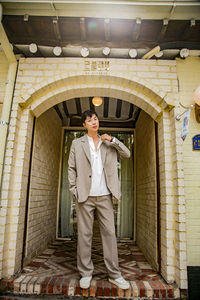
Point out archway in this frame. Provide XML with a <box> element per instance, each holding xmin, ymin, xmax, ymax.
<box><xmin>0</xmin><ymin>73</ymin><xmax>185</xmax><ymax>289</ymax></box>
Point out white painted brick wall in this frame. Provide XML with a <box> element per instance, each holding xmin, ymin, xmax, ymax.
<box><xmin>24</xmin><ymin>108</ymin><xmax>61</xmax><ymax>264</ymax></box>
<box><xmin>136</xmin><ymin>110</ymin><xmax>158</xmax><ymax>271</ymax></box>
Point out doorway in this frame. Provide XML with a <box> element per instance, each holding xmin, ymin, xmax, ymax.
<box><xmin>57</xmin><ymin>129</ymin><xmax>134</xmax><ymax>241</ymax></box>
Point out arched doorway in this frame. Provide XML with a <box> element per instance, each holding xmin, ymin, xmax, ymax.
<box><xmin>0</xmin><ymin>71</ymin><xmax>185</xmax><ymax>289</ymax></box>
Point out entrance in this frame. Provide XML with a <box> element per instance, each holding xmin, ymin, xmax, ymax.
<box><xmin>57</xmin><ymin>129</ymin><xmax>134</xmax><ymax>241</ymax></box>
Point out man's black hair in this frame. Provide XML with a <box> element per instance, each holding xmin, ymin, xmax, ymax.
<box><xmin>81</xmin><ymin>110</ymin><xmax>98</xmax><ymax>124</ymax></box>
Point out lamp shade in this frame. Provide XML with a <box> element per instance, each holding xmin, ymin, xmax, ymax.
<box><xmin>92</xmin><ymin>96</ymin><xmax>103</xmax><ymax>106</ymax></box>
<box><xmin>194</xmin><ymin>86</ymin><xmax>200</xmax><ymax>106</ymax></box>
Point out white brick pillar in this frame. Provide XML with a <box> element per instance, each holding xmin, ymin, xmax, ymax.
<box><xmin>0</xmin><ymin>107</ymin><xmax>34</xmax><ymax>277</ymax></box>
<box><xmin>170</xmin><ymin>108</ymin><xmax>187</xmax><ymax>289</ymax></box>
<box><xmin>158</xmin><ymin>111</ymin><xmax>176</xmax><ymax>283</ymax></box>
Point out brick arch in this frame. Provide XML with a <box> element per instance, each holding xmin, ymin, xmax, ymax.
<box><xmin>20</xmin><ymin>74</ymin><xmax>172</xmax><ymax>121</ymax></box>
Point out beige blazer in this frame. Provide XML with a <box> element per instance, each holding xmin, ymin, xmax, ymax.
<box><xmin>68</xmin><ymin>134</ymin><xmax>130</xmax><ymax>203</ymax></box>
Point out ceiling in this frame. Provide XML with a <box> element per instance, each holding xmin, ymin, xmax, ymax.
<box><xmin>0</xmin><ymin>1</ymin><xmax>200</xmax><ymax>59</ymax></box>
<box><xmin>0</xmin><ymin>1</ymin><xmax>199</xmax><ymax>127</ymax></box>
<box><xmin>53</xmin><ymin>97</ymin><xmax>140</xmax><ymax>128</ymax></box>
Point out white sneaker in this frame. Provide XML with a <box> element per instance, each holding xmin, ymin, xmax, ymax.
<box><xmin>109</xmin><ymin>276</ymin><xmax>130</xmax><ymax>289</ymax></box>
<box><xmin>80</xmin><ymin>276</ymin><xmax>92</xmax><ymax>289</ymax></box>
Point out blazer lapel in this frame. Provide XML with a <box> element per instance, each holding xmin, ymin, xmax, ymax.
<box><xmin>81</xmin><ymin>135</ymin><xmax>91</xmax><ymax>164</ymax></box>
<box><xmin>100</xmin><ymin>143</ymin><xmax>107</xmax><ymax>166</ymax></box>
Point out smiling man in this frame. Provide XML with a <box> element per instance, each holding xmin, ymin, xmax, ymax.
<box><xmin>68</xmin><ymin>110</ymin><xmax>130</xmax><ymax>289</ymax></box>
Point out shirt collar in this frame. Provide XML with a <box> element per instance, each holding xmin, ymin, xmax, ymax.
<box><xmin>87</xmin><ymin>134</ymin><xmax>102</xmax><ymax>150</ymax></box>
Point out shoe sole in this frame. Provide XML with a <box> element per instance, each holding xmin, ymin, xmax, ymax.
<box><xmin>108</xmin><ymin>278</ymin><xmax>130</xmax><ymax>290</ymax></box>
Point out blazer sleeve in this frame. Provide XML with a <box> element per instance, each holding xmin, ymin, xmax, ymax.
<box><xmin>110</xmin><ymin>137</ymin><xmax>130</xmax><ymax>159</ymax></box>
<box><xmin>68</xmin><ymin>140</ymin><xmax>78</xmax><ymax>198</ymax></box>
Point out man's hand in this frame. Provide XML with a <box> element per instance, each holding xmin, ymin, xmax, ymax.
<box><xmin>101</xmin><ymin>134</ymin><xmax>112</xmax><ymax>142</ymax></box>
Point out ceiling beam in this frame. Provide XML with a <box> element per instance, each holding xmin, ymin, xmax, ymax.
<box><xmin>89</xmin><ymin>97</ymin><xmax>95</xmax><ymax>111</ymax></box>
<box><xmin>104</xmin><ymin>18</ymin><xmax>110</xmax><ymax>42</ymax></box>
<box><xmin>52</xmin><ymin>16</ymin><xmax>61</xmax><ymax>42</ymax></box>
<box><xmin>80</xmin><ymin>17</ymin><xmax>86</xmax><ymax>41</ymax></box>
<box><xmin>104</xmin><ymin>97</ymin><xmax>109</xmax><ymax>118</ymax></box>
<box><xmin>62</xmin><ymin>101</ymin><xmax>69</xmax><ymax>117</ymax></box>
<box><xmin>128</xmin><ymin>103</ymin><xmax>134</xmax><ymax>119</ymax></box>
<box><xmin>116</xmin><ymin>99</ymin><xmax>122</xmax><ymax>118</ymax></box>
<box><xmin>132</xmin><ymin>18</ymin><xmax>141</xmax><ymax>42</ymax></box>
<box><xmin>53</xmin><ymin>105</ymin><xmax>63</xmax><ymax>121</ymax></box>
<box><xmin>75</xmin><ymin>97</ymin><xmax>82</xmax><ymax>116</ymax></box>
<box><xmin>158</xmin><ymin>18</ymin><xmax>169</xmax><ymax>41</ymax></box>
<box><xmin>183</xmin><ymin>19</ymin><xmax>196</xmax><ymax>40</ymax></box>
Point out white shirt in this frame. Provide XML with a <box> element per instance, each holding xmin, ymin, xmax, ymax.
<box><xmin>87</xmin><ymin>135</ymin><xmax>111</xmax><ymax>196</ymax></box>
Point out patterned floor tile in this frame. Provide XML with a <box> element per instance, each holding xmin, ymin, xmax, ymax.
<box><xmin>0</xmin><ymin>238</ymin><xmax>179</xmax><ymax>298</ymax></box>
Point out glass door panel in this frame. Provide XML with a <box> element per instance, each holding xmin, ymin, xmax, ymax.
<box><xmin>58</xmin><ymin>130</ymin><xmax>134</xmax><ymax>240</ymax></box>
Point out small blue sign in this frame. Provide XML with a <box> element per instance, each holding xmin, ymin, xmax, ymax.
<box><xmin>193</xmin><ymin>135</ymin><xmax>200</xmax><ymax>151</ymax></box>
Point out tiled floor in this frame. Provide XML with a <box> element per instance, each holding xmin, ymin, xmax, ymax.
<box><xmin>1</xmin><ymin>237</ymin><xmax>180</xmax><ymax>298</ymax></box>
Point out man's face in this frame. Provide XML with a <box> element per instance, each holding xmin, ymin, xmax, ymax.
<box><xmin>83</xmin><ymin>114</ymin><xmax>99</xmax><ymax>133</ymax></box>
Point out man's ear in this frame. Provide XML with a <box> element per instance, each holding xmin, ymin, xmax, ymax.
<box><xmin>83</xmin><ymin>122</ymin><xmax>86</xmax><ymax>129</ymax></box>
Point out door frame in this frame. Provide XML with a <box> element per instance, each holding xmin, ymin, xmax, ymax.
<box><xmin>56</xmin><ymin>126</ymin><xmax>136</xmax><ymax>241</ymax></box>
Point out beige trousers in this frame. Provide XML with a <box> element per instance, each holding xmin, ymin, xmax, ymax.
<box><xmin>76</xmin><ymin>194</ymin><xmax>121</xmax><ymax>279</ymax></box>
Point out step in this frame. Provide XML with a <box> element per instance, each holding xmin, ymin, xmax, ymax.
<box><xmin>0</xmin><ymin>276</ymin><xmax>180</xmax><ymax>299</ymax></box>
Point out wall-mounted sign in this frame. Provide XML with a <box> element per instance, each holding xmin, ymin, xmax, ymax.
<box><xmin>84</xmin><ymin>60</ymin><xmax>110</xmax><ymax>74</ymax></box>
<box><xmin>181</xmin><ymin>109</ymin><xmax>190</xmax><ymax>141</ymax></box>
<box><xmin>192</xmin><ymin>135</ymin><xmax>200</xmax><ymax>151</ymax></box>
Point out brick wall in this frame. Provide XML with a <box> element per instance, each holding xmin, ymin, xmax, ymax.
<box><xmin>24</xmin><ymin>108</ymin><xmax>62</xmax><ymax>264</ymax></box>
<box><xmin>0</xmin><ymin>51</ymin><xmax>9</xmax><ymax>117</ymax></box>
<box><xmin>176</xmin><ymin>57</ymin><xmax>200</xmax><ymax>266</ymax></box>
<box><xmin>0</xmin><ymin>57</ymin><xmax>185</xmax><ymax>288</ymax></box>
<box><xmin>136</xmin><ymin>110</ymin><xmax>158</xmax><ymax>271</ymax></box>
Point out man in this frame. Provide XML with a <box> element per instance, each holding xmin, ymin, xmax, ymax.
<box><xmin>68</xmin><ymin>110</ymin><xmax>130</xmax><ymax>289</ymax></box>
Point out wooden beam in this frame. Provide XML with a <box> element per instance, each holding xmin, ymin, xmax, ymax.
<box><xmin>62</xmin><ymin>101</ymin><xmax>69</xmax><ymax>117</ymax></box>
<box><xmin>53</xmin><ymin>105</ymin><xmax>63</xmax><ymax>120</ymax></box>
<box><xmin>132</xmin><ymin>18</ymin><xmax>141</xmax><ymax>41</ymax></box>
<box><xmin>183</xmin><ymin>19</ymin><xmax>196</xmax><ymax>40</ymax></box>
<box><xmin>104</xmin><ymin>97</ymin><xmax>109</xmax><ymax>118</ymax></box>
<box><xmin>104</xmin><ymin>18</ymin><xmax>110</xmax><ymax>42</ymax></box>
<box><xmin>158</xmin><ymin>18</ymin><xmax>168</xmax><ymax>41</ymax></box>
<box><xmin>75</xmin><ymin>97</ymin><xmax>82</xmax><ymax>116</ymax></box>
<box><xmin>116</xmin><ymin>99</ymin><xmax>122</xmax><ymax>118</ymax></box>
<box><xmin>89</xmin><ymin>97</ymin><xmax>95</xmax><ymax>111</ymax></box>
<box><xmin>52</xmin><ymin>17</ymin><xmax>61</xmax><ymax>42</ymax></box>
<box><xmin>80</xmin><ymin>17</ymin><xmax>86</xmax><ymax>41</ymax></box>
<box><xmin>128</xmin><ymin>103</ymin><xmax>134</xmax><ymax>119</ymax></box>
